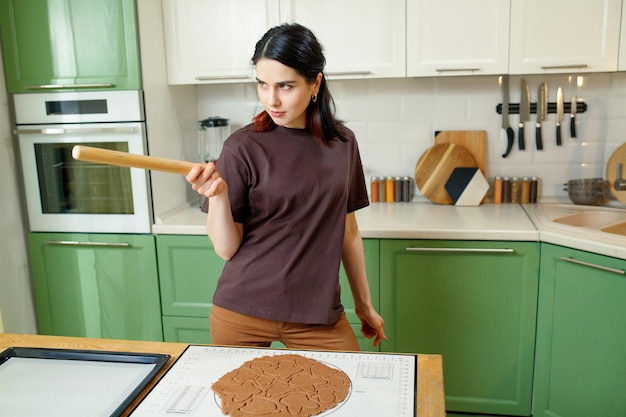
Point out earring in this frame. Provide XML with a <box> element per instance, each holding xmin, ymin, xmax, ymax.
<box><xmin>311</xmin><ymin>94</ymin><xmax>318</xmax><ymax>103</ymax></box>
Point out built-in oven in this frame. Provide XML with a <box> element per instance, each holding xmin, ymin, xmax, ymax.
<box><xmin>13</xmin><ymin>90</ymin><xmax>152</xmax><ymax>233</ymax></box>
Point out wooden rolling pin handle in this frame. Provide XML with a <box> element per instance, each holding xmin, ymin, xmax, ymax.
<box><xmin>71</xmin><ymin>145</ymin><xmax>200</xmax><ymax>175</ymax></box>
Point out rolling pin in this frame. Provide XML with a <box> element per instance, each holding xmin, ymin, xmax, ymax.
<box><xmin>71</xmin><ymin>145</ymin><xmax>202</xmax><ymax>174</ymax></box>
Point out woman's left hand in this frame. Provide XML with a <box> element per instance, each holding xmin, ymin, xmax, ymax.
<box><xmin>357</xmin><ymin>308</ymin><xmax>386</xmax><ymax>347</ymax></box>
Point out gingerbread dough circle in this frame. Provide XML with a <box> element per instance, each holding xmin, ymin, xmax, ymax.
<box><xmin>212</xmin><ymin>353</ymin><xmax>351</xmax><ymax>416</ymax></box>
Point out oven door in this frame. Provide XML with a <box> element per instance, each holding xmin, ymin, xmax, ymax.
<box><xmin>16</xmin><ymin>122</ymin><xmax>152</xmax><ymax>233</ymax></box>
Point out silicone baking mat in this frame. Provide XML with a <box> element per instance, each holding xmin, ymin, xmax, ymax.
<box><xmin>131</xmin><ymin>345</ymin><xmax>417</xmax><ymax>416</ymax></box>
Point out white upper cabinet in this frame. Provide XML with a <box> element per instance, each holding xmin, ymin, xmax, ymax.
<box><xmin>406</xmin><ymin>0</ymin><xmax>510</xmax><ymax>77</ymax></box>
<box><xmin>161</xmin><ymin>0</ymin><xmax>280</xmax><ymax>84</ymax></box>
<box><xmin>277</xmin><ymin>0</ymin><xmax>406</xmax><ymax>79</ymax></box>
<box><xmin>509</xmin><ymin>0</ymin><xmax>621</xmax><ymax>74</ymax></box>
<box><xmin>161</xmin><ymin>0</ymin><xmax>626</xmax><ymax>84</ymax></box>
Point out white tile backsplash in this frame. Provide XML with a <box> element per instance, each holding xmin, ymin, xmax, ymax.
<box><xmin>194</xmin><ymin>72</ymin><xmax>626</xmax><ymax>201</ymax></box>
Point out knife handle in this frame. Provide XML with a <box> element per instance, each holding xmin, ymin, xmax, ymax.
<box><xmin>570</xmin><ymin>114</ymin><xmax>577</xmax><ymax>138</ymax></box>
<box><xmin>536</xmin><ymin>123</ymin><xmax>543</xmax><ymax>150</ymax></box>
<box><xmin>518</xmin><ymin>123</ymin><xmax>525</xmax><ymax>150</ymax></box>
<box><xmin>556</xmin><ymin>122</ymin><xmax>562</xmax><ymax>146</ymax></box>
<box><xmin>502</xmin><ymin>127</ymin><xmax>514</xmax><ymax>158</ymax></box>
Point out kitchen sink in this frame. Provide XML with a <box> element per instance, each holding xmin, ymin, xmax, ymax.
<box><xmin>552</xmin><ymin>211</ymin><xmax>626</xmax><ymax>228</ymax></box>
<box><xmin>524</xmin><ymin>203</ymin><xmax>626</xmax><ymax>260</ymax></box>
<box><xmin>601</xmin><ymin>221</ymin><xmax>626</xmax><ymax>236</ymax></box>
<box><xmin>527</xmin><ymin>203</ymin><xmax>626</xmax><ymax>241</ymax></box>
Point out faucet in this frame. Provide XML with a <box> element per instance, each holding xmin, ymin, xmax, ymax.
<box><xmin>615</xmin><ymin>163</ymin><xmax>626</xmax><ymax>191</ymax></box>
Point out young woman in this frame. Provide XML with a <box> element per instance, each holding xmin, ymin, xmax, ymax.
<box><xmin>186</xmin><ymin>23</ymin><xmax>385</xmax><ymax>351</ymax></box>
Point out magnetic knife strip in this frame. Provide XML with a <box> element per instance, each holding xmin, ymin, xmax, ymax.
<box><xmin>496</xmin><ymin>102</ymin><xmax>587</xmax><ymax>115</ymax></box>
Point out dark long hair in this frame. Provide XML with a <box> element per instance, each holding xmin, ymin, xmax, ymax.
<box><xmin>251</xmin><ymin>23</ymin><xmax>347</xmax><ymax>144</ymax></box>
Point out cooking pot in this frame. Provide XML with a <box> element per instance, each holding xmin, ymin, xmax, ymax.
<box><xmin>563</xmin><ymin>178</ymin><xmax>607</xmax><ymax>205</ymax></box>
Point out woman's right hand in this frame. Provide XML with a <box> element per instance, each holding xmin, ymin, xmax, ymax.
<box><xmin>186</xmin><ymin>162</ymin><xmax>228</xmax><ymax>198</ymax></box>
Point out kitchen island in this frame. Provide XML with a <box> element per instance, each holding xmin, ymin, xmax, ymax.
<box><xmin>0</xmin><ymin>333</ymin><xmax>445</xmax><ymax>417</ymax></box>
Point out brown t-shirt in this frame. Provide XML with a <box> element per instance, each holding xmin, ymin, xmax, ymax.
<box><xmin>203</xmin><ymin>124</ymin><xmax>369</xmax><ymax>324</ymax></box>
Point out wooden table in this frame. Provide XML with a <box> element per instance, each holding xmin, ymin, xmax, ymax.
<box><xmin>0</xmin><ymin>333</ymin><xmax>445</xmax><ymax>416</ymax></box>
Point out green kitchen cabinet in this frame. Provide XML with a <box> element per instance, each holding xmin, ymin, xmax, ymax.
<box><xmin>341</xmin><ymin>238</ymin><xmax>380</xmax><ymax>352</ymax></box>
<box><xmin>156</xmin><ymin>235</ymin><xmax>380</xmax><ymax>351</ymax></box>
<box><xmin>28</xmin><ymin>232</ymin><xmax>162</xmax><ymax>341</ymax></box>
<box><xmin>162</xmin><ymin>316</ymin><xmax>213</xmax><ymax>345</ymax></box>
<box><xmin>0</xmin><ymin>0</ymin><xmax>141</xmax><ymax>93</ymax></box>
<box><xmin>156</xmin><ymin>234</ymin><xmax>224</xmax><ymax>344</ymax></box>
<box><xmin>380</xmin><ymin>239</ymin><xmax>540</xmax><ymax>416</ymax></box>
<box><xmin>533</xmin><ymin>243</ymin><xmax>626</xmax><ymax>417</ymax></box>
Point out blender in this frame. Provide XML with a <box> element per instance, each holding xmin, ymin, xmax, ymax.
<box><xmin>198</xmin><ymin>116</ymin><xmax>230</xmax><ymax>162</ymax></box>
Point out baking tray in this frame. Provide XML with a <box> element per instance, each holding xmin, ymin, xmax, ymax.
<box><xmin>0</xmin><ymin>346</ymin><xmax>170</xmax><ymax>417</ymax></box>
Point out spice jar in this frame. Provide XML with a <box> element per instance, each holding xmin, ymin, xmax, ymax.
<box><xmin>378</xmin><ymin>177</ymin><xmax>386</xmax><ymax>201</ymax></box>
<box><xmin>385</xmin><ymin>177</ymin><xmax>395</xmax><ymax>202</ymax></box>
<box><xmin>521</xmin><ymin>177</ymin><xmax>530</xmax><ymax>204</ymax></box>
<box><xmin>401</xmin><ymin>176</ymin><xmax>411</xmax><ymax>202</ymax></box>
<box><xmin>493</xmin><ymin>176</ymin><xmax>503</xmax><ymax>204</ymax></box>
<box><xmin>394</xmin><ymin>176</ymin><xmax>402</xmax><ymax>202</ymax></box>
<box><xmin>511</xmin><ymin>177</ymin><xmax>520</xmax><ymax>203</ymax></box>
<box><xmin>502</xmin><ymin>176</ymin><xmax>512</xmax><ymax>203</ymax></box>
<box><xmin>371</xmin><ymin>177</ymin><xmax>379</xmax><ymax>202</ymax></box>
<box><xmin>529</xmin><ymin>177</ymin><xmax>538</xmax><ymax>203</ymax></box>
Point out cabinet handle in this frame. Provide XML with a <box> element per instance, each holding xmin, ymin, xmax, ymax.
<box><xmin>24</xmin><ymin>83</ymin><xmax>115</xmax><ymax>90</ymax></box>
<box><xmin>326</xmin><ymin>71</ymin><xmax>372</xmax><ymax>77</ymax></box>
<box><xmin>435</xmin><ymin>68</ymin><xmax>481</xmax><ymax>73</ymax></box>
<box><xmin>44</xmin><ymin>240</ymin><xmax>131</xmax><ymax>248</ymax></box>
<box><xmin>195</xmin><ymin>75</ymin><xmax>250</xmax><ymax>81</ymax></box>
<box><xmin>560</xmin><ymin>256</ymin><xmax>625</xmax><ymax>275</ymax></box>
<box><xmin>540</xmin><ymin>64</ymin><xmax>588</xmax><ymax>70</ymax></box>
<box><xmin>14</xmin><ymin>127</ymin><xmax>138</xmax><ymax>135</ymax></box>
<box><xmin>406</xmin><ymin>247</ymin><xmax>515</xmax><ymax>254</ymax></box>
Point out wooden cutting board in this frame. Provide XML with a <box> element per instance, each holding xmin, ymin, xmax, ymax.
<box><xmin>606</xmin><ymin>142</ymin><xmax>626</xmax><ymax>205</ymax></box>
<box><xmin>434</xmin><ymin>130</ymin><xmax>487</xmax><ymax>175</ymax></box>
<box><xmin>415</xmin><ymin>143</ymin><xmax>479</xmax><ymax>204</ymax></box>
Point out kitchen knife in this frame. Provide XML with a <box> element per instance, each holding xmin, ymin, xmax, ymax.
<box><xmin>570</xmin><ymin>94</ymin><xmax>578</xmax><ymax>138</ymax></box>
<box><xmin>556</xmin><ymin>86</ymin><xmax>564</xmax><ymax>146</ymax></box>
<box><xmin>536</xmin><ymin>82</ymin><xmax>547</xmax><ymax>150</ymax></box>
<box><xmin>501</xmin><ymin>75</ymin><xmax>514</xmax><ymax>158</ymax></box>
<box><xmin>518</xmin><ymin>79</ymin><xmax>530</xmax><ymax>151</ymax></box>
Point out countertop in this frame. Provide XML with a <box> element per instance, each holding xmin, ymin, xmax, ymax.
<box><xmin>0</xmin><ymin>333</ymin><xmax>445</xmax><ymax>417</ymax></box>
<box><xmin>152</xmin><ymin>199</ymin><xmax>626</xmax><ymax>260</ymax></box>
<box><xmin>153</xmin><ymin>201</ymin><xmax>539</xmax><ymax>241</ymax></box>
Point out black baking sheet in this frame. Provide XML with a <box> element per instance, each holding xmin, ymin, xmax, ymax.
<box><xmin>0</xmin><ymin>346</ymin><xmax>170</xmax><ymax>417</ymax></box>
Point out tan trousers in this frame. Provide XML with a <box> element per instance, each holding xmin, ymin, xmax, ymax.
<box><xmin>209</xmin><ymin>305</ymin><xmax>360</xmax><ymax>351</ymax></box>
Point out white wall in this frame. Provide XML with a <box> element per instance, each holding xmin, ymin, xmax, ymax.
<box><xmin>136</xmin><ymin>0</ymin><xmax>197</xmax><ymax>218</ymax></box>
<box><xmin>194</xmin><ymin>73</ymin><xmax>626</xmax><ymax>202</ymax></box>
<box><xmin>0</xmin><ymin>53</ymin><xmax>37</xmax><ymax>334</ymax></box>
